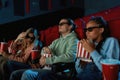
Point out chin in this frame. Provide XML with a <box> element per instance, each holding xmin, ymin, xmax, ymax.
<box><xmin>59</xmin><ymin>31</ymin><xmax>62</xmax><ymax>33</ymax></box>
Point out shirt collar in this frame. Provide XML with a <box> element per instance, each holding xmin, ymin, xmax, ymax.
<box><xmin>60</xmin><ymin>31</ymin><xmax>74</xmax><ymax>39</ymax></box>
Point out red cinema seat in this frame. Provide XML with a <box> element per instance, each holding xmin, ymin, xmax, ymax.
<box><xmin>74</xmin><ymin>18</ymin><xmax>85</xmax><ymax>39</ymax></box>
<box><xmin>44</xmin><ymin>26</ymin><xmax>59</xmax><ymax>46</ymax></box>
<box><xmin>45</xmin><ymin>33</ymin><xmax>59</xmax><ymax>46</ymax></box>
<box><xmin>39</xmin><ymin>30</ymin><xmax>45</xmax><ymax>46</ymax></box>
<box><xmin>108</xmin><ymin>18</ymin><xmax>120</xmax><ymax>42</ymax></box>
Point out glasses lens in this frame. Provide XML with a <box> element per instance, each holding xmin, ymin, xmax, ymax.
<box><xmin>59</xmin><ymin>22</ymin><xmax>69</xmax><ymax>26</ymax></box>
<box><xmin>84</xmin><ymin>26</ymin><xmax>99</xmax><ymax>32</ymax></box>
<box><xmin>26</xmin><ymin>35</ymin><xmax>29</xmax><ymax>38</ymax></box>
<box><xmin>84</xmin><ymin>28</ymin><xmax>93</xmax><ymax>32</ymax></box>
<box><xmin>88</xmin><ymin>28</ymin><xmax>94</xmax><ymax>32</ymax></box>
<box><xmin>26</xmin><ymin>35</ymin><xmax>34</xmax><ymax>40</ymax></box>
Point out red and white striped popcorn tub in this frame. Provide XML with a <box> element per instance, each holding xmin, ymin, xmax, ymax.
<box><xmin>43</xmin><ymin>53</ymin><xmax>51</xmax><ymax>58</ymax></box>
<box><xmin>43</xmin><ymin>53</ymin><xmax>52</xmax><ymax>69</ymax></box>
<box><xmin>76</xmin><ymin>41</ymin><xmax>91</xmax><ymax>60</ymax></box>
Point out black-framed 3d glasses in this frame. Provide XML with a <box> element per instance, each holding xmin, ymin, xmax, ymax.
<box><xmin>84</xmin><ymin>26</ymin><xmax>100</xmax><ymax>32</ymax></box>
<box><xmin>25</xmin><ymin>35</ymin><xmax>35</xmax><ymax>40</ymax></box>
<box><xmin>58</xmin><ymin>22</ymin><xmax>69</xmax><ymax>26</ymax></box>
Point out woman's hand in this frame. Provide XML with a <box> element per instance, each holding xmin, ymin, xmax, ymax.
<box><xmin>15</xmin><ymin>32</ymin><xmax>26</xmax><ymax>42</ymax></box>
<box><xmin>80</xmin><ymin>39</ymin><xmax>95</xmax><ymax>53</ymax></box>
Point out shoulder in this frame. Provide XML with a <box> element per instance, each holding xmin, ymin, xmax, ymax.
<box><xmin>104</xmin><ymin>37</ymin><xmax>119</xmax><ymax>45</ymax></box>
<box><xmin>68</xmin><ymin>32</ymin><xmax>78</xmax><ymax>39</ymax></box>
<box><xmin>105</xmin><ymin>37</ymin><xmax>118</xmax><ymax>42</ymax></box>
<box><xmin>50</xmin><ymin>38</ymin><xmax>60</xmax><ymax>44</ymax></box>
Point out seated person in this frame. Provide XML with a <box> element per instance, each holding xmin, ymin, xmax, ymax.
<box><xmin>9</xmin><ymin>18</ymin><xmax>79</xmax><ymax>80</ymax></box>
<box><xmin>0</xmin><ymin>27</ymin><xmax>42</xmax><ymax>80</ymax></box>
<box><xmin>0</xmin><ymin>32</ymin><xmax>27</xmax><ymax>80</ymax></box>
<box><xmin>75</xmin><ymin>16</ymin><xmax>120</xmax><ymax>80</ymax></box>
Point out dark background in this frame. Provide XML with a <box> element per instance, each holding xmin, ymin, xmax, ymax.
<box><xmin>0</xmin><ymin>0</ymin><xmax>120</xmax><ymax>41</ymax></box>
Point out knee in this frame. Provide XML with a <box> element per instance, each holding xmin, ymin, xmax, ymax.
<box><xmin>9</xmin><ymin>71</ymin><xmax>18</xmax><ymax>80</ymax></box>
<box><xmin>21</xmin><ymin>70</ymin><xmax>39</xmax><ymax>80</ymax></box>
<box><xmin>21</xmin><ymin>70</ymin><xmax>31</xmax><ymax>80</ymax></box>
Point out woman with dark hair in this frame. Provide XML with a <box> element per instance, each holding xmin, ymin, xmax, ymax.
<box><xmin>75</xmin><ymin>16</ymin><xmax>120</xmax><ymax>80</ymax></box>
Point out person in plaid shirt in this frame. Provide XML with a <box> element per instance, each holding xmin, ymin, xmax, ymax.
<box><xmin>0</xmin><ymin>27</ymin><xmax>42</xmax><ymax>80</ymax></box>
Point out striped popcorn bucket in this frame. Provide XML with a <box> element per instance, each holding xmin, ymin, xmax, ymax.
<box><xmin>76</xmin><ymin>41</ymin><xmax>91</xmax><ymax>60</ymax></box>
<box><xmin>43</xmin><ymin>53</ymin><xmax>51</xmax><ymax>58</ymax></box>
<box><xmin>43</xmin><ymin>53</ymin><xmax>52</xmax><ymax>67</ymax></box>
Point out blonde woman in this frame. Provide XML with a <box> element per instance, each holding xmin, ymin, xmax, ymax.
<box><xmin>0</xmin><ymin>28</ymin><xmax>42</xmax><ymax>80</ymax></box>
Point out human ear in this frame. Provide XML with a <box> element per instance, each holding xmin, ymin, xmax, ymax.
<box><xmin>100</xmin><ymin>28</ymin><xmax>104</xmax><ymax>33</ymax></box>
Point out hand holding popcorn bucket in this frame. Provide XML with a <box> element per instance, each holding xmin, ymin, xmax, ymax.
<box><xmin>101</xmin><ymin>59</ymin><xmax>120</xmax><ymax>80</ymax></box>
<box><xmin>43</xmin><ymin>53</ymin><xmax>52</xmax><ymax>67</ymax></box>
<box><xmin>76</xmin><ymin>41</ymin><xmax>91</xmax><ymax>61</ymax></box>
<box><xmin>42</xmin><ymin>47</ymin><xmax>52</xmax><ymax>69</ymax></box>
<box><xmin>43</xmin><ymin>53</ymin><xmax>51</xmax><ymax>58</ymax></box>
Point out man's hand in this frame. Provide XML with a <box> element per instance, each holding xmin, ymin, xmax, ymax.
<box><xmin>42</xmin><ymin>47</ymin><xmax>51</xmax><ymax>54</ymax></box>
<box><xmin>39</xmin><ymin>55</ymin><xmax>46</xmax><ymax>66</ymax></box>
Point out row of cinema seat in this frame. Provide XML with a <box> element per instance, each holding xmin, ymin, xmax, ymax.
<box><xmin>39</xmin><ymin>5</ymin><xmax>120</xmax><ymax>46</ymax></box>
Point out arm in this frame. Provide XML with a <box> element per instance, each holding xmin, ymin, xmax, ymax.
<box><xmin>91</xmin><ymin>37</ymin><xmax>120</xmax><ymax>71</ymax></box>
<box><xmin>14</xmin><ymin>32</ymin><xmax>26</xmax><ymax>43</ymax></box>
<box><xmin>46</xmin><ymin>38</ymin><xmax>78</xmax><ymax>64</ymax></box>
<box><xmin>7</xmin><ymin>51</ymin><xmax>31</xmax><ymax>63</ymax></box>
<box><xmin>4</xmin><ymin>45</ymin><xmax>32</xmax><ymax>63</ymax></box>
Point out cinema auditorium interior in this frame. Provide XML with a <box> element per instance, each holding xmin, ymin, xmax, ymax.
<box><xmin>0</xmin><ymin>0</ymin><xmax>120</xmax><ymax>80</ymax></box>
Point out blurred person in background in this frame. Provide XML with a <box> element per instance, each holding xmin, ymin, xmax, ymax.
<box><xmin>0</xmin><ymin>27</ymin><xmax>42</xmax><ymax>80</ymax></box>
